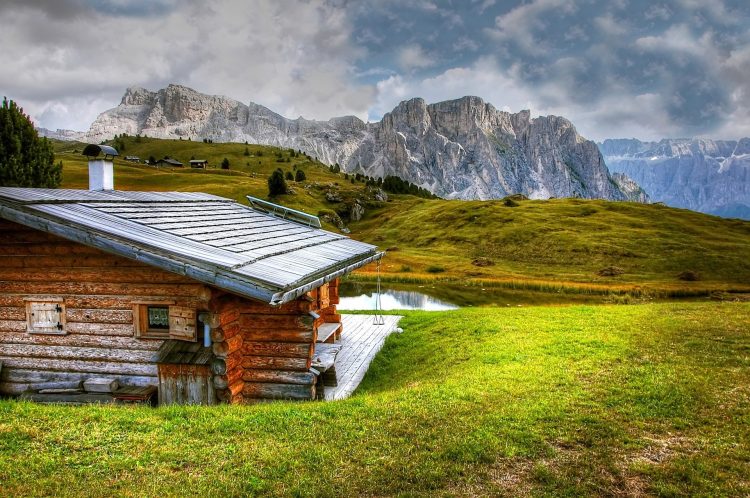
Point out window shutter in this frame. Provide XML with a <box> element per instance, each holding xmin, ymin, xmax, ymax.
<box><xmin>27</xmin><ymin>302</ymin><xmax>65</xmax><ymax>334</ymax></box>
<box><xmin>168</xmin><ymin>306</ymin><xmax>197</xmax><ymax>341</ymax></box>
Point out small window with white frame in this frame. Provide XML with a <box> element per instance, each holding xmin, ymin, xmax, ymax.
<box><xmin>25</xmin><ymin>298</ymin><xmax>66</xmax><ymax>335</ymax></box>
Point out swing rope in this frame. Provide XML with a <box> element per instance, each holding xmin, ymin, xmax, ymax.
<box><xmin>373</xmin><ymin>259</ymin><xmax>385</xmax><ymax>325</ymax></box>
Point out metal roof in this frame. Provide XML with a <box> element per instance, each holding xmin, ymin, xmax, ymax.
<box><xmin>0</xmin><ymin>188</ymin><xmax>382</xmax><ymax>305</ymax></box>
<box><xmin>82</xmin><ymin>144</ymin><xmax>119</xmax><ymax>158</ymax></box>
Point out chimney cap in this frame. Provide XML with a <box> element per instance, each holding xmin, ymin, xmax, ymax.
<box><xmin>82</xmin><ymin>144</ymin><xmax>119</xmax><ymax>160</ymax></box>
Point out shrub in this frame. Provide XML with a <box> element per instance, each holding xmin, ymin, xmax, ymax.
<box><xmin>399</xmin><ymin>265</ymin><xmax>412</xmax><ymax>272</ymax></box>
<box><xmin>678</xmin><ymin>270</ymin><xmax>700</xmax><ymax>281</ymax></box>
<box><xmin>597</xmin><ymin>266</ymin><xmax>625</xmax><ymax>277</ymax></box>
<box><xmin>221</xmin><ymin>158</ymin><xmax>230</xmax><ymax>169</ymax></box>
<box><xmin>285</xmin><ymin>171</ymin><xmax>294</xmax><ymax>181</ymax></box>
<box><xmin>426</xmin><ymin>265</ymin><xmax>446</xmax><ymax>274</ymax></box>
<box><xmin>471</xmin><ymin>257</ymin><xmax>495</xmax><ymax>267</ymax></box>
<box><xmin>295</xmin><ymin>170</ymin><xmax>306</xmax><ymax>182</ymax></box>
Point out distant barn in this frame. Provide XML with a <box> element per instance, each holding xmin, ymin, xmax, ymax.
<box><xmin>157</xmin><ymin>158</ymin><xmax>183</xmax><ymax>167</ymax></box>
<box><xmin>189</xmin><ymin>159</ymin><xmax>208</xmax><ymax>168</ymax></box>
<box><xmin>0</xmin><ymin>148</ymin><xmax>381</xmax><ymax>404</ymax></box>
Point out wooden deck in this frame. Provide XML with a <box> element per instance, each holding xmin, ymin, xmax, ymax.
<box><xmin>323</xmin><ymin>314</ymin><xmax>402</xmax><ymax>401</ymax></box>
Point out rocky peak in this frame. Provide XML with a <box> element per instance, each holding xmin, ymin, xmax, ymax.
<box><xmin>86</xmin><ymin>84</ymin><xmax>638</xmax><ymax>203</ymax></box>
<box><xmin>733</xmin><ymin>137</ymin><xmax>750</xmax><ymax>156</ymax></box>
<box><xmin>121</xmin><ymin>86</ymin><xmax>154</xmax><ymax>106</ymax></box>
<box><xmin>386</xmin><ymin>97</ymin><xmax>431</xmax><ymax>134</ymax></box>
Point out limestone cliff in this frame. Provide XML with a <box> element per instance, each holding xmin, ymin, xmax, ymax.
<box><xmin>601</xmin><ymin>138</ymin><xmax>750</xmax><ymax>219</ymax></box>
<box><xmin>87</xmin><ymin>84</ymin><xmax>632</xmax><ymax>201</ymax></box>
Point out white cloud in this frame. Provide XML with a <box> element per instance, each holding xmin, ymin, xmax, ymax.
<box><xmin>0</xmin><ymin>0</ymin><xmax>374</xmax><ymax>130</ymax></box>
<box><xmin>396</xmin><ymin>44</ymin><xmax>435</xmax><ymax>71</ymax></box>
<box><xmin>370</xmin><ymin>57</ymin><xmax>541</xmax><ymax>122</ymax></box>
<box><xmin>485</xmin><ymin>0</ymin><xmax>577</xmax><ymax>55</ymax></box>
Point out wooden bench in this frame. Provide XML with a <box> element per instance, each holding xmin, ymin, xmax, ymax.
<box><xmin>316</xmin><ymin>322</ymin><xmax>342</xmax><ymax>343</ymax></box>
<box><xmin>312</xmin><ymin>343</ymin><xmax>343</xmax><ymax>390</ymax></box>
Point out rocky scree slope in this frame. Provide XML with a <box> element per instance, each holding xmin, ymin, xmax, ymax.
<box><xmin>87</xmin><ymin>84</ymin><xmax>634</xmax><ymax>201</ymax></box>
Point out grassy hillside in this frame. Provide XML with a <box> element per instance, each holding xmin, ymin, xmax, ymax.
<box><xmin>53</xmin><ymin>137</ymin><xmax>371</xmax><ymax>220</ymax></box>
<box><xmin>0</xmin><ymin>303</ymin><xmax>748</xmax><ymax>496</ymax></box>
<box><xmin>53</xmin><ymin>137</ymin><xmax>750</xmax><ymax>296</ymax></box>
<box><xmin>353</xmin><ymin>197</ymin><xmax>750</xmax><ymax>294</ymax></box>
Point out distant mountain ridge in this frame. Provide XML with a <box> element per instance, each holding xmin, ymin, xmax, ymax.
<box><xmin>83</xmin><ymin>84</ymin><xmax>636</xmax><ymax>201</ymax></box>
<box><xmin>600</xmin><ymin>138</ymin><xmax>750</xmax><ymax>219</ymax></box>
<box><xmin>37</xmin><ymin>127</ymin><xmax>85</xmax><ymax>141</ymax></box>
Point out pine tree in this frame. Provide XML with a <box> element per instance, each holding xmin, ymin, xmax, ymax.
<box><xmin>221</xmin><ymin>157</ymin><xmax>230</xmax><ymax>169</ymax></box>
<box><xmin>268</xmin><ymin>168</ymin><xmax>287</xmax><ymax>197</ymax></box>
<box><xmin>285</xmin><ymin>171</ymin><xmax>294</xmax><ymax>181</ymax></box>
<box><xmin>0</xmin><ymin>97</ymin><xmax>61</xmax><ymax>188</ymax></box>
<box><xmin>295</xmin><ymin>169</ymin><xmax>306</xmax><ymax>182</ymax></box>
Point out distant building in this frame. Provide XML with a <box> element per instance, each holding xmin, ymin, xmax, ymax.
<box><xmin>124</xmin><ymin>156</ymin><xmax>140</xmax><ymax>163</ymax></box>
<box><xmin>190</xmin><ymin>159</ymin><xmax>208</xmax><ymax>168</ymax></box>
<box><xmin>157</xmin><ymin>158</ymin><xmax>183</xmax><ymax>167</ymax></box>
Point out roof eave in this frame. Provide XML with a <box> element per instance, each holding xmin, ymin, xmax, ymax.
<box><xmin>269</xmin><ymin>251</ymin><xmax>384</xmax><ymax>306</ymax></box>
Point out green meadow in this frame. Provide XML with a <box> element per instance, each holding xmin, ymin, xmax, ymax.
<box><xmin>2</xmin><ymin>138</ymin><xmax>740</xmax><ymax>496</ymax></box>
<box><xmin>0</xmin><ymin>303</ymin><xmax>748</xmax><ymax>496</ymax></box>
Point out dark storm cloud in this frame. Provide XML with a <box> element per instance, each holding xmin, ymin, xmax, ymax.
<box><xmin>83</xmin><ymin>0</ymin><xmax>181</xmax><ymax>18</ymax></box>
<box><xmin>347</xmin><ymin>0</ymin><xmax>750</xmax><ymax>139</ymax></box>
<box><xmin>1</xmin><ymin>0</ymin><xmax>748</xmax><ymax>139</ymax></box>
<box><xmin>0</xmin><ymin>0</ymin><xmax>88</xmax><ymax>19</ymax></box>
<box><xmin>472</xmin><ymin>0</ymin><xmax>748</xmax><ymax>137</ymax></box>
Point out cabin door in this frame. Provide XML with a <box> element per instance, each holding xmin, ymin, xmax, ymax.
<box><xmin>157</xmin><ymin>364</ymin><xmax>216</xmax><ymax>405</ymax></box>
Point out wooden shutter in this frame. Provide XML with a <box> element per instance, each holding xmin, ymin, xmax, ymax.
<box><xmin>169</xmin><ymin>306</ymin><xmax>197</xmax><ymax>341</ymax></box>
<box><xmin>27</xmin><ymin>301</ymin><xmax>66</xmax><ymax>335</ymax></box>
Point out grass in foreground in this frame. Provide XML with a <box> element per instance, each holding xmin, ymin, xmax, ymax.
<box><xmin>0</xmin><ymin>303</ymin><xmax>748</xmax><ymax>496</ymax></box>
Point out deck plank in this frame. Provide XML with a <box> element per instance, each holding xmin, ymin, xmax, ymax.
<box><xmin>325</xmin><ymin>314</ymin><xmax>401</xmax><ymax>401</ymax></box>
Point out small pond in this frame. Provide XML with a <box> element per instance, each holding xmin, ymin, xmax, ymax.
<box><xmin>338</xmin><ymin>285</ymin><xmax>458</xmax><ymax>311</ymax></box>
<box><xmin>338</xmin><ymin>280</ymin><xmax>610</xmax><ymax>311</ymax></box>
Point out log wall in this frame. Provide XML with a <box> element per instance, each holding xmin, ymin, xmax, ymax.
<box><xmin>0</xmin><ymin>218</ymin><xmax>343</xmax><ymax>403</ymax></box>
<box><xmin>209</xmin><ymin>278</ymin><xmax>341</xmax><ymax>403</ymax></box>
<box><xmin>0</xmin><ymin>219</ymin><xmax>211</xmax><ymax>395</ymax></box>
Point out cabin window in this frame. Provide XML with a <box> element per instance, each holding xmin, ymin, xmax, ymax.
<box><xmin>147</xmin><ymin>306</ymin><xmax>170</xmax><ymax>330</ymax></box>
<box><xmin>133</xmin><ymin>302</ymin><xmax>197</xmax><ymax>341</ymax></box>
<box><xmin>25</xmin><ymin>299</ymin><xmax>66</xmax><ymax>335</ymax></box>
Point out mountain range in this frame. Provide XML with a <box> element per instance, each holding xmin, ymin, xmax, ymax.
<box><xmin>601</xmin><ymin>138</ymin><xmax>750</xmax><ymax>219</ymax></box>
<box><xmin>42</xmin><ymin>84</ymin><xmax>749</xmax><ymax>218</ymax></box>
<box><xmin>81</xmin><ymin>84</ymin><xmax>633</xmax><ymax>202</ymax></box>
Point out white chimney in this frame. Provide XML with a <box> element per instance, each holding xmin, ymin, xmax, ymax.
<box><xmin>88</xmin><ymin>159</ymin><xmax>114</xmax><ymax>191</ymax></box>
<box><xmin>82</xmin><ymin>144</ymin><xmax>118</xmax><ymax>191</ymax></box>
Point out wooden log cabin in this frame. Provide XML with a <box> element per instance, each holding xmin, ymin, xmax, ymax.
<box><xmin>0</xmin><ymin>186</ymin><xmax>382</xmax><ymax>404</ymax></box>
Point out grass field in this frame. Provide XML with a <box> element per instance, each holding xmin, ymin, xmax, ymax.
<box><xmin>53</xmin><ymin>137</ymin><xmax>750</xmax><ymax>299</ymax></box>
<box><xmin>0</xmin><ymin>303</ymin><xmax>748</xmax><ymax>496</ymax></box>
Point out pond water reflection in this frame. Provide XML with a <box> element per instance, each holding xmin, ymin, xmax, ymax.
<box><xmin>338</xmin><ymin>280</ymin><xmax>616</xmax><ymax>310</ymax></box>
<box><xmin>338</xmin><ymin>286</ymin><xmax>458</xmax><ymax>311</ymax></box>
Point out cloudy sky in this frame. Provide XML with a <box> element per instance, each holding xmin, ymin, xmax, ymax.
<box><xmin>1</xmin><ymin>0</ymin><xmax>749</xmax><ymax>141</ymax></box>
